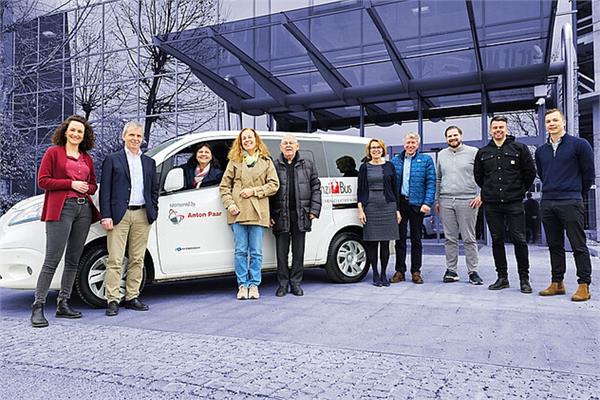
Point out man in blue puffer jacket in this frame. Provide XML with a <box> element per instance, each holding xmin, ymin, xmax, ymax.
<box><xmin>390</xmin><ymin>132</ymin><xmax>436</xmax><ymax>284</ymax></box>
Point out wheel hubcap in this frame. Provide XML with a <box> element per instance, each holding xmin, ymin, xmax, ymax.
<box><xmin>88</xmin><ymin>256</ymin><xmax>129</xmax><ymax>301</ymax></box>
<box><xmin>336</xmin><ymin>240</ymin><xmax>366</xmax><ymax>277</ymax></box>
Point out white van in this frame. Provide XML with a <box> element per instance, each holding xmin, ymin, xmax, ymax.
<box><xmin>0</xmin><ymin>131</ymin><xmax>371</xmax><ymax>307</ymax></box>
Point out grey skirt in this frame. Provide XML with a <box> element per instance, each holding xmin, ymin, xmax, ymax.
<box><xmin>363</xmin><ymin>190</ymin><xmax>399</xmax><ymax>241</ymax></box>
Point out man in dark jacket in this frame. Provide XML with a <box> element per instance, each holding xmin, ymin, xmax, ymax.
<box><xmin>270</xmin><ymin>134</ymin><xmax>322</xmax><ymax>297</ymax></box>
<box><xmin>474</xmin><ymin>116</ymin><xmax>536</xmax><ymax>293</ymax></box>
<box><xmin>536</xmin><ymin>109</ymin><xmax>595</xmax><ymax>302</ymax></box>
<box><xmin>100</xmin><ymin>121</ymin><xmax>159</xmax><ymax>316</ymax></box>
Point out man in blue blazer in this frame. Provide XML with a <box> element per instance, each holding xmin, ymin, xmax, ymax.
<box><xmin>100</xmin><ymin>121</ymin><xmax>158</xmax><ymax>316</ymax></box>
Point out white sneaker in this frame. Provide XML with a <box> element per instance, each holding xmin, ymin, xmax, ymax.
<box><xmin>237</xmin><ymin>285</ymin><xmax>248</xmax><ymax>300</ymax></box>
<box><xmin>248</xmin><ymin>285</ymin><xmax>260</xmax><ymax>299</ymax></box>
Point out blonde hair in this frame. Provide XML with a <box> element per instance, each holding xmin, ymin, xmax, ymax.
<box><xmin>365</xmin><ymin>138</ymin><xmax>387</xmax><ymax>160</ymax></box>
<box><xmin>227</xmin><ymin>127</ymin><xmax>271</xmax><ymax>162</ymax></box>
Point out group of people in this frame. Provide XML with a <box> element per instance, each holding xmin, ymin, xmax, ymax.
<box><xmin>31</xmin><ymin>118</ymin><xmax>159</xmax><ymax>327</ymax></box>
<box><xmin>358</xmin><ymin>110</ymin><xmax>594</xmax><ymax>306</ymax></box>
<box><xmin>29</xmin><ymin>123</ymin><xmax>322</xmax><ymax>327</ymax></box>
<box><xmin>30</xmin><ymin>108</ymin><xmax>595</xmax><ymax>328</ymax></box>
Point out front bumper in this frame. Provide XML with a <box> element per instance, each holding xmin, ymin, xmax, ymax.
<box><xmin>0</xmin><ymin>247</ymin><xmax>56</xmax><ymax>290</ymax></box>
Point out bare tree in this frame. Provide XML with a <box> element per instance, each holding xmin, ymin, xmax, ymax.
<box><xmin>506</xmin><ymin>110</ymin><xmax>538</xmax><ymax>137</ymax></box>
<box><xmin>71</xmin><ymin>23</ymin><xmax>127</xmax><ymax>120</ymax></box>
<box><xmin>112</xmin><ymin>0</ymin><xmax>218</xmax><ymax>146</ymax></box>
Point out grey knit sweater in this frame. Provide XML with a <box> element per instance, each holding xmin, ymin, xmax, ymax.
<box><xmin>436</xmin><ymin>144</ymin><xmax>479</xmax><ymax>200</ymax></box>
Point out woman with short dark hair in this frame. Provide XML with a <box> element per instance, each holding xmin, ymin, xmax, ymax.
<box><xmin>31</xmin><ymin>115</ymin><xmax>101</xmax><ymax>327</ymax></box>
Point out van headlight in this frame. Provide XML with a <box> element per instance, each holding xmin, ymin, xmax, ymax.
<box><xmin>7</xmin><ymin>203</ymin><xmax>42</xmax><ymax>226</ymax></box>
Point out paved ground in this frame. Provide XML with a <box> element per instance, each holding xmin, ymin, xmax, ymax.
<box><xmin>1</xmin><ymin>244</ymin><xmax>599</xmax><ymax>399</ymax></box>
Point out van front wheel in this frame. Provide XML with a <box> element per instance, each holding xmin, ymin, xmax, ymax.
<box><xmin>75</xmin><ymin>244</ymin><xmax>146</xmax><ymax>308</ymax></box>
<box><xmin>325</xmin><ymin>232</ymin><xmax>368</xmax><ymax>283</ymax></box>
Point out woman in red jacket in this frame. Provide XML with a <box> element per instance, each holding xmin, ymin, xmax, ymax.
<box><xmin>31</xmin><ymin>115</ymin><xmax>101</xmax><ymax>328</ymax></box>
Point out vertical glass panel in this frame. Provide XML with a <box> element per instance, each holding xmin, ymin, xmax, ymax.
<box><xmin>14</xmin><ymin>17</ymin><xmax>38</xmax><ymax>67</ymax></box>
<box><xmin>404</xmin><ymin>50</ymin><xmax>476</xmax><ymax>79</ymax></box>
<box><xmin>38</xmin><ymin>90</ymin><xmax>65</xmax><ymax>128</ymax></box>
<box><xmin>482</xmin><ymin>39</ymin><xmax>546</xmax><ymax>69</ymax></box>
<box><xmin>12</xmin><ymin>94</ymin><xmax>36</xmax><ymax>129</ymax></box>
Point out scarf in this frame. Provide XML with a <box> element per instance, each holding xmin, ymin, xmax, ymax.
<box><xmin>193</xmin><ymin>164</ymin><xmax>211</xmax><ymax>188</ymax></box>
<box><xmin>243</xmin><ymin>151</ymin><xmax>259</xmax><ymax>167</ymax></box>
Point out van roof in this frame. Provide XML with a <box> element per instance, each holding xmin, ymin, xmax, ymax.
<box><xmin>164</xmin><ymin>130</ymin><xmax>371</xmax><ymax>147</ymax></box>
<box><xmin>147</xmin><ymin>130</ymin><xmax>372</xmax><ymax>160</ymax></box>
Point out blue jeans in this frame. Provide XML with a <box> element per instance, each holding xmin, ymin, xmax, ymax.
<box><xmin>231</xmin><ymin>223</ymin><xmax>264</xmax><ymax>287</ymax></box>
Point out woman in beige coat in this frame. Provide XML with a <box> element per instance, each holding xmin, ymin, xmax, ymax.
<box><xmin>220</xmin><ymin>128</ymin><xmax>279</xmax><ymax>300</ymax></box>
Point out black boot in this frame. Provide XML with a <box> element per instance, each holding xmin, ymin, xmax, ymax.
<box><xmin>519</xmin><ymin>278</ymin><xmax>532</xmax><ymax>294</ymax></box>
<box><xmin>381</xmin><ymin>265</ymin><xmax>390</xmax><ymax>287</ymax></box>
<box><xmin>488</xmin><ymin>277</ymin><xmax>510</xmax><ymax>290</ymax></box>
<box><xmin>31</xmin><ymin>302</ymin><xmax>49</xmax><ymax>328</ymax></box>
<box><xmin>372</xmin><ymin>266</ymin><xmax>382</xmax><ymax>287</ymax></box>
<box><xmin>56</xmin><ymin>298</ymin><xmax>82</xmax><ymax>319</ymax></box>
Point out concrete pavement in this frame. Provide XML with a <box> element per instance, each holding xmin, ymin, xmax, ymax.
<box><xmin>1</xmin><ymin>244</ymin><xmax>599</xmax><ymax>399</ymax></box>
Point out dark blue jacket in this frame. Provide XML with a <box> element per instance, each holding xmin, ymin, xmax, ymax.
<box><xmin>357</xmin><ymin>161</ymin><xmax>399</xmax><ymax>209</ymax></box>
<box><xmin>100</xmin><ymin>149</ymin><xmax>159</xmax><ymax>225</ymax></box>
<box><xmin>182</xmin><ymin>162</ymin><xmax>223</xmax><ymax>189</ymax></box>
<box><xmin>391</xmin><ymin>151</ymin><xmax>436</xmax><ymax>207</ymax></box>
<box><xmin>535</xmin><ymin>133</ymin><xmax>595</xmax><ymax>200</ymax></box>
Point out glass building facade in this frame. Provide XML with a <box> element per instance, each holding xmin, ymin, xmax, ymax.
<box><xmin>0</xmin><ymin>0</ymin><xmax>597</xmax><ymax>240</ymax></box>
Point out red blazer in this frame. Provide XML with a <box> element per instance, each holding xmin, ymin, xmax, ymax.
<box><xmin>38</xmin><ymin>146</ymin><xmax>101</xmax><ymax>222</ymax></box>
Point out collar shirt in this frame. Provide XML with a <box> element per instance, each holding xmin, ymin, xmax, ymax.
<box><xmin>401</xmin><ymin>153</ymin><xmax>413</xmax><ymax>196</ymax></box>
<box><xmin>549</xmin><ymin>133</ymin><xmax>565</xmax><ymax>156</ymax></box>
<box><xmin>124</xmin><ymin>146</ymin><xmax>145</xmax><ymax>206</ymax></box>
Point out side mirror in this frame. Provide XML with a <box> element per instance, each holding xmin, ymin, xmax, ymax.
<box><xmin>164</xmin><ymin>168</ymin><xmax>185</xmax><ymax>193</ymax></box>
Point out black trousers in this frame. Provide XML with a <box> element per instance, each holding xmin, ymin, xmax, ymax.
<box><xmin>541</xmin><ymin>199</ymin><xmax>592</xmax><ymax>284</ymax></box>
<box><xmin>275</xmin><ymin>231</ymin><xmax>306</xmax><ymax>287</ymax></box>
<box><xmin>395</xmin><ymin>197</ymin><xmax>424</xmax><ymax>273</ymax></box>
<box><xmin>526</xmin><ymin>218</ymin><xmax>539</xmax><ymax>243</ymax></box>
<box><xmin>484</xmin><ymin>201</ymin><xmax>530</xmax><ymax>279</ymax></box>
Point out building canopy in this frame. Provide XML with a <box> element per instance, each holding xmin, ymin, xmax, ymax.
<box><xmin>154</xmin><ymin>0</ymin><xmax>559</xmax><ymax>131</ymax></box>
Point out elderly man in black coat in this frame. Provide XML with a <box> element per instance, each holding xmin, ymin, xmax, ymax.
<box><xmin>270</xmin><ymin>134</ymin><xmax>322</xmax><ymax>297</ymax></box>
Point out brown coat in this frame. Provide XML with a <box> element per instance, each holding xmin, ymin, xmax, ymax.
<box><xmin>219</xmin><ymin>157</ymin><xmax>280</xmax><ymax>227</ymax></box>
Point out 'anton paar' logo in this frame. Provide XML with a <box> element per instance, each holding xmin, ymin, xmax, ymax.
<box><xmin>169</xmin><ymin>209</ymin><xmax>184</xmax><ymax>225</ymax></box>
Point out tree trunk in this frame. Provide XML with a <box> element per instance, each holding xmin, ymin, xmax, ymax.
<box><xmin>143</xmin><ymin>73</ymin><xmax>161</xmax><ymax>147</ymax></box>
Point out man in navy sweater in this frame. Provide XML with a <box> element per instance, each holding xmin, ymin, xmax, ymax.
<box><xmin>535</xmin><ymin>109</ymin><xmax>595</xmax><ymax>301</ymax></box>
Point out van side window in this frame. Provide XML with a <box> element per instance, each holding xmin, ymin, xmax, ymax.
<box><xmin>263</xmin><ymin>139</ymin><xmax>326</xmax><ymax>175</ymax></box>
<box><xmin>160</xmin><ymin>139</ymin><xmax>231</xmax><ymax>193</ymax></box>
<box><xmin>323</xmin><ymin>142</ymin><xmax>364</xmax><ymax>177</ymax></box>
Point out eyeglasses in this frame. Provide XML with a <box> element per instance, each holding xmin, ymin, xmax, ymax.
<box><xmin>369</xmin><ymin>147</ymin><xmax>382</xmax><ymax>150</ymax></box>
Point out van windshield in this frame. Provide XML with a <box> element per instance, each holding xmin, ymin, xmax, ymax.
<box><xmin>146</xmin><ymin>137</ymin><xmax>181</xmax><ymax>159</ymax></box>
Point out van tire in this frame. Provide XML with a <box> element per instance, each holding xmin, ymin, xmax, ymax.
<box><xmin>75</xmin><ymin>244</ymin><xmax>146</xmax><ymax>308</ymax></box>
<box><xmin>325</xmin><ymin>231</ymin><xmax>368</xmax><ymax>283</ymax></box>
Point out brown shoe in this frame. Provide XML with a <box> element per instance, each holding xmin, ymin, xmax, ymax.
<box><xmin>539</xmin><ymin>281</ymin><xmax>566</xmax><ymax>296</ymax></box>
<box><xmin>571</xmin><ymin>283</ymin><xmax>591</xmax><ymax>302</ymax></box>
<box><xmin>390</xmin><ymin>272</ymin><xmax>405</xmax><ymax>283</ymax></box>
<box><xmin>411</xmin><ymin>271</ymin><xmax>424</xmax><ymax>284</ymax></box>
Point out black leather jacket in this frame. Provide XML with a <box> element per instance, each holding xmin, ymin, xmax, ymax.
<box><xmin>474</xmin><ymin>136</ymin><xmax>536</xmax><ymax>203</ymax></box>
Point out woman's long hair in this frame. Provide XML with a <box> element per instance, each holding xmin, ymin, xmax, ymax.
<box><xmin>227</xmin><ymin>127</ymin><xmax>270</xmax><ymax>162</ymax></box>
<box><xmin>187</xmin><ymin>142</ymin><xmax>220</xmax><ymax>169</ymax></box>
<box><xmin>51</xmin><ymin>115</ymin><xmax>95</xmax><ymax>152</ymax></box>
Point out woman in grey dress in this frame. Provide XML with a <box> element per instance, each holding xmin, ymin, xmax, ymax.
<box><xmin>357</xmin><ymin>139</ymin><xmax>401</xmax><ymax>286</ymax></box>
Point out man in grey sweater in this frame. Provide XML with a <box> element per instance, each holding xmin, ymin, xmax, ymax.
<box><xmin>435</xmin><ymin>126</ymin><xmax>483</xmax><ymax>285</ymax></box>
